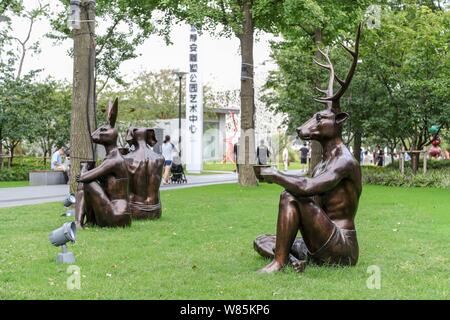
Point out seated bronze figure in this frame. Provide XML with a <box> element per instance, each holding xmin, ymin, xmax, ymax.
<box><xmin>75</xmin><ymin>98</ymin><xmax>132</xmax><ymax>228</ymax></box>
<box><xmin>124</xmin><ymin>127</ymin><xmax>164</xmax><ymax>220</ymax></box>
<box><xmin>254</xmin><ymin>24</ymin><xmax>362</xmax><ymax>273</ymax></box>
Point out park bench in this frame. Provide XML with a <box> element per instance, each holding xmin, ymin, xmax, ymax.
<box><xmin>29</xmin><ymin>170</ymin><xmax>67</xmax><ymax>186</ymax></box>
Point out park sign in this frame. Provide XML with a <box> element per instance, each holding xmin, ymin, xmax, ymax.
<box><xmin>185</xmin><ymin>25</ymin><xmax>203</xmax><ymax>173</ymax></box>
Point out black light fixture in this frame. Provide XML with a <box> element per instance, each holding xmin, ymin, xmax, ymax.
<box><xmin>48</xmin><ymin>222</ymin><xmax>76</xmax><ymax>264</ymax></box>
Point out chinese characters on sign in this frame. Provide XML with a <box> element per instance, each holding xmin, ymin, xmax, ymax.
<box><xmin>185</xmin><ymin>26</ymin><xmax>203</xmax><ymax>173</ymax></box>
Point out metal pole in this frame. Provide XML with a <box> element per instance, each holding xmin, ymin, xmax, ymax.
<box><xmin>178</xmin><ymin>75</ymin><xmax>182</xmax><ymax>158</ymax></box>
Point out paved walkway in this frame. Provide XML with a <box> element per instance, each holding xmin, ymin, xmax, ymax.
<box><xmin>0</xmin><ymin>173</ymin><xmax>238</xmax><ymax>208</ymax></box>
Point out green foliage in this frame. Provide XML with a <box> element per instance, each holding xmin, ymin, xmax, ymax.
<box><xmin>160</xmin><ymin>0</ymin><xmax>285</xmax><ymax>37</ymax></box>
<box><xmin>98</xmin><ymin>69</ymin><xmax>226</xmax><ymax>126</ymax></box>
<box><xmin>32</xmin><ymin>80</ymin><xmax>72</xmax><ymax>157</ymax></box>
<box><xmin>0</xmin><ymin>184</ymin><xmax>448</xmax><ymax>299</ymax></box>
<box><xmin>362</xmin><ymin>164</ymin><xmax>450</xmax><ymax>188</ymax></box>
<box><xmin>262</xmin><ymin>1</ymin><xmax>375</xmax><ymax>133</ymax></box>
<box><xmin>0</xmin><ymin>70</ymin><xmax>71</xmax><ymax>164</ymax></box>
<box><xmin>0</xmin><ymin>156</ymin><xmax>48</xmax><ymax>181</ymax></box>
<box><xmin>264</xmin><ymin>1</ymin><xmax>450</xmax><ymax>149</ymax></box>
<box><xmin>386</xmin><ymin>159</ymin><xmax>450</xmax><ymax>170</ymax></box>
<box><xmin>0</xmin><ymin>71</ymin><xmax>40</xmax><ymax>152</ymax></box>
<box><xmin>361</xmin><ymin>4</ymin><xmax>450</xmax><ymax>151</ymax></box>
<box><xmin>0</xmin><ymin>0</ymin><xmax>21</xmax><ymax>15</ymax></box>
<box><xmin>52</xmin><ymin>0</ymin><xmax>162</xmax><ymax>86</ymax></box>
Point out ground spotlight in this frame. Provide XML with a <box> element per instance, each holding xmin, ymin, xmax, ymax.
<box><xmin>48</xmin><ymin>222</ymin><xmax>76</xmax><ymax>264</ymax></box>
<box><xmin>63</xmin><ymin>193</ymin><xmax>76</xmax><ymax>208</ymax></box>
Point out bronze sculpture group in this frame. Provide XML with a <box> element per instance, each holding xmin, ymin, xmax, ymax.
<box><xmin>253</xmin><ymin>24</ymin><xmax>362</xmax><ymax>273</ymax></box>
<box><xmin>75</xmin><ymin>98</ymin><xmax>164</xmax><ymax>228</ymax></box>
<box><xmin>72</xmin><ymin>24</ymin><xmax>363</xmax><ymax>275</ymax></box>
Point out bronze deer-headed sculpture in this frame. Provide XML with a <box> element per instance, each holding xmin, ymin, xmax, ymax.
<box><xmin>253</xmin><ymin>24</ymin><xmax>362</xmax><ymax>273</ymax></box>
<box><xmin>124</xmin><ymin>127</ymin><xmax>164</xmax><ymax>220</ymax></box>
<box><xmin>75</xmin><ymin>98</ymin><xmax>132</xmax><ymax>228</ymax></box>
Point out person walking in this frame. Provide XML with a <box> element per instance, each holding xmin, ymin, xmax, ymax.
<box><xmin>282</xmin><ymin>147</ymin><xmax>289</xmax><ymax>171</ymax></box>
<box><xmin>233</xmin><ymin>142</ymin><xmax>239</xmax><ymax>173</ymax></box>
<box><xmin>299</xmin><ymin>142</ymin><xmax>309</xmax><ymax>168</ymax></box>
<box><xmin>162</xmin><ymin>135</ymin><xmax>177</xmax><ymax>184</ymax></box>
<box><xmin>256</xmin><ymin>139</ymin><xmax>270</xmax><ymax>165</ymax></box>
<box><xmin>375</xmin><ymin>145</ymin><xmax>385</xmax><ymax>166</ymax></box>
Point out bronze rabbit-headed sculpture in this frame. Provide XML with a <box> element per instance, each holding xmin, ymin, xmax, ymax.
<box><xmin>124</xmin><ymin>127</ymin><xmax>165</xmax><ymax>220</ymax></box>
<box><xmin>75</xmin><ymin>98</ymin><xmax>132</xmax><ymax>228</ymax></box>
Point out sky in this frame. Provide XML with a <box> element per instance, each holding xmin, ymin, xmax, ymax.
<box><xmin>5</xmin><ymin>1</ymin><xmax>278</xmax><ymax>92</ymax></box>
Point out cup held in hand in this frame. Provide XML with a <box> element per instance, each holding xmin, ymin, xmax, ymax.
<box><xmin>253</xmin><ymin>165</ymin><xmax>270</xmax><ymax>182</ymax></box>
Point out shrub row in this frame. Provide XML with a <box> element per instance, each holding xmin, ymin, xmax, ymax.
<box><xmin>386</xmin><ymin>159</ymin><xmax>450</xmax><ymax>170</ymax></box>
<box><xmin>0</xmin><ymin>157</ymin><xmax>49</xmax><ymax>181</ymax></box>
<box><xmin>362</xmin><ymin>166</ymin><xmax>450</xmax><ymax>189</ymax></box>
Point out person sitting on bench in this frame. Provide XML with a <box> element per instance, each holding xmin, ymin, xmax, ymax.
<box><xmin>51</xmin><ymin>146</ymin><xmax>69</xmax><ymax>183</ymax></box>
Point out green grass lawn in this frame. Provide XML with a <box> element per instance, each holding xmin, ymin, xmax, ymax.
<box><xmin>0</xmin><ymin>181</ymin><xmax>29</xmax><ymax>188</ymax></box>
<box><xmin>0</xmin><ymin>184</ymin><xmax>448</xmax><ymax>299</ymax></box>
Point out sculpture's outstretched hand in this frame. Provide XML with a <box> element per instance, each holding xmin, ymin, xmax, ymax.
<box><xmin>260</xmin><ymin>167</ymin><xmax>277</xmax><ymax>184</ymax></box>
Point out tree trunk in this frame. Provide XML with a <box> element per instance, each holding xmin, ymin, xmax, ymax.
<box><xmin>43</xmin><ymin>149</ymin><xmax>47</xmax><ymax>165</ymax></box>
<box><xmin>69</xmin><ymin>0</ymin><xmax>96</xmax><ymax>192</ymax></box>
<box><xmin>390</xmin><ymin>147</ymin><xmax>394</xmax><ymax>165</ymax></box>
<box><xmin>237</xmin><ymin>0</ymin><xmax>257</xmax><ymax>186</ymax></box>
<box><xmin>353</xmin><ymin>130</ymin><xmax>362</xmax><ymax>163</ymax></box>
<box><xmin>8</xmin><ymin>145</ymin><xmax>14</xmax><ymax>167</ymax></box>
<box><xmin>411</xmin><ymin>152</ymin><xmax>420</xmax><ymax>174</ymax></box>
<box><xmin>309</xmin><ymin>28</ymin><xmax>324</xmax><ymax>174</ymax></box>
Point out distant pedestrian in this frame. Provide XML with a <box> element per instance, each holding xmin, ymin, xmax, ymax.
<box><xmin>233</xmin><ymin>142</ymin><xmax>239</xmax><ymax>173</ymax></box>
<box><xmin>375</xmin><ymin>145</ymin><xmax>384</xmax><ymax>166</ymax></box>
<box><xmin>162</xmin><ymin>135</ymin><xmax>177</xmax><ymax>184</ymax></box>
<box><xmin>282</xmin><ymin>147</ymin><xmax>289</xmax><ymax>171</ymax></box>
<box><xmin>257</xmin><ymin>140</ymin><xmax>270</xmax><ymax>165</ymax></box>
<box><xmin>299</xmin><ymin>142</ymin><xmax>309</xmax><ymax>166</ymax></box>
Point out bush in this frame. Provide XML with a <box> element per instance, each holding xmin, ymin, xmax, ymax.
<box><xmin>0</xmin><ymin>157</ymin><xmax>49</xmax><ymax>181</ymax></box>
<box><xmin>362</xmin><ymin>166</ymin><xmax>450</xmax><ymax>189</ymax></box>
<box><xmin>386</xmin><ymin>159</ymin><xmax>450</xmax><ymax>170</ymax></box>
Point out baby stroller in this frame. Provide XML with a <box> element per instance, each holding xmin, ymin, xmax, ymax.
<box><xmin>170</xmin><ymin>155</ymin><xmax>187</xmax><ymax>184</ymax></box>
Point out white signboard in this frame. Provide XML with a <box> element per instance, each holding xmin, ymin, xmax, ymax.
<box><xmin>185</xmin><ymin>26</ymin><xmax>203</xmax><ymax>173</ymax></box>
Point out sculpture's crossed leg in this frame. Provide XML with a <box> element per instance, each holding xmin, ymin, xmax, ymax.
<box><xmin>256</xmin><ymin>191</ymin><xmax>335</xmax><ymax>273</ymax></box>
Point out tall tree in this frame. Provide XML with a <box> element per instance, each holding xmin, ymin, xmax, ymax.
<box><xmin>98</xmin><ymin>69</ymin><xmax>219</xmax><ymax>124</ymax></box>
<box><xmin>51</xmin><ymin>1</ymin><xmax>164</xmax><ymax>190</ymax></box>
<box><xmin>263</xmin><ymin>0</ymin><xmax>376</xmax><ymax>171</ymax></box>
<box><xmin>160</xmin><ymin>0</ymin><xmax>285</xmax><ymax>186</ymax></box>
<box><xmin>52</xmin><ymin>0</ymin><xmax>162</xmax><ymax>91</ymax></box>
<box><xmin>0</xmin><ymin>0</ymin><xmax>46</xmax><ymax>167</ymax></box>
<box><xmin>263</xmin><ymin>1</ymin><xmax>449</xmax><ymax>173</ymax></box>
<box><xmin>33</xmin><ymin>80</ymin><xmax>72</xmax><ymax>164</ymax></box>
<box><xmin>362</xmin><ymin>4</ymin><xmax>449</xmax><ymax>172</ymax></box>
<box><xmin>0</xmin><ymin>71</ymin><xmax>39</xmax><ymax>167</ymax></box>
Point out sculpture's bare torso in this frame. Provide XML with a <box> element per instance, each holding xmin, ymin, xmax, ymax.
<box><xmin>309</xmin><ymin>145</ymin><xmax>361</xmax><ymax>231</ymax></box>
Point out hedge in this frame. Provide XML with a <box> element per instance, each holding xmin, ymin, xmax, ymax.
<box><xmin>362</xmin><ymin>165</ymin><xmax>450</xmax><ymax>189</ymax></box>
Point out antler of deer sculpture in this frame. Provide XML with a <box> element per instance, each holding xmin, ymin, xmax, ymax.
<box><xmin>313</xmin><ymin>23</ymin><xmax>362</xmax><ymax>111</ymax></box>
